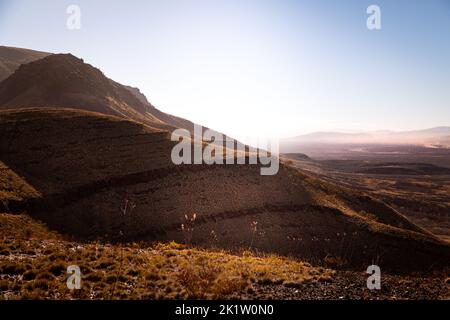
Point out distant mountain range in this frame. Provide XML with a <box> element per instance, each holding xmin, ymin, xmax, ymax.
<box><xmin>280</xmin><ymin>127</ymin><xmax>450</xmax><ymax>153</ymax></box>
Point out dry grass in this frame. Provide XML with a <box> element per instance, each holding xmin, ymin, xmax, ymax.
<box><xmin>0</xmin><ymin>213</ymin><xmax>334</xmax><ymax>300</ymax></box>
<box><xmin>0</xmin><ymin>161</ymin><xmax>40</xmax><ymax>205</ymax></box>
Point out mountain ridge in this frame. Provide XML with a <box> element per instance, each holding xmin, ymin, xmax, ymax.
<box><xmin>0</xmin><ymin>45</ymin><xmax>51</xmax><ymax>82</ymax></box>
<box><xmin>0</xmin><ymin>46</ymin><xmax>448</xmax><ymax>272</ymax></box>
<box><xmin>0</xmin><ymin>46</ymin><xmax>197</xmax><ymax>134</ymax></box>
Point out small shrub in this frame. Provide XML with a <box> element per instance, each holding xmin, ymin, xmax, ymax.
<box><xmin>24</xmin><ymin>229</ymin><xmax>32</xmax><ymax>239</ymax></box>
<box><xmin>0</xmin><ymin>280</ymin><xmax>9</xmax><ymax>291</ymax></box>
<box><xmin>324</xmin><ymin>255</ymin><xmax>348</xmax><ymax>269</ymax></box>
<box><xmin>257</xmin><ymin>277</ymin><xmax>274</xmax><ymax>285</ymax></box>
<box><xmin>47</xmin><ymin>262</ymin><xmax>66</xmax><ymax>276</ymax></box>
<box><xmin>85</xmin><ymin>273</ymin><xmax>103</xmax><ymax>282</ymax></box>
<box><xmin>23</xmin><ymin>269</ymin><xmax>38</xmax><ymax>280</ymax></box>
<box><xmin>213</xmin><ymin>275</ymin><xmax>250</xmax><ymax>297</ymax></box>
<box><xmin>33</xmin><ymin>279</ymin><xmax>50</xmax><ymax>290</ymax></box>
<box><xmin>177</xmin><ymin>256</ymin><xmax>222</xmax><ymax>299</ymax></box>
<box><xmin>36</xmin><ymin>271</ymin><xmax>54</xmax><ymax>281</ymax></box>
<box><xmin>96</xmin><ymin>259</ymin><xmax>114</xmax><ymax>269</ymax></box>
<box><xmin>0</xmin><ymin>247</ymin><xmax>11</xmax><ymax>255</ymax></box>
<box><xmin>145</xmin><ymin>272</ymin><xmax>160</xmax><ymax>281</ymax></box>
<box><xmin>1</xmin><ymin>263</ymin><xmax>26</xmax><ymax>275</ymax></box>
<box><xmin>126</xmin><ymin>269</ymin><xmax>140</xmax><ymax>277</ymax></box>
<box><xmin>106</xmin><ymin>275</ymin><xmax>117</xmax><ymax>284</ymax></box>
<box><xmin>48</xmin><ymin>253</ymin><xmax>65</xmax><ymax>261</ymax></box>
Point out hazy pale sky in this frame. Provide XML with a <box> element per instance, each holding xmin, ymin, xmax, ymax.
<box><xmin>1</xmin><ymin>0</ymin><xmax>449</xmax><ymax>139</ymax></box>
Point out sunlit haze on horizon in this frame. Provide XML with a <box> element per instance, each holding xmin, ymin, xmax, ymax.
<box><xmin>1</xmin><ymin>0</ymin><xmax>449</xmax><ymax>140</ymax></box>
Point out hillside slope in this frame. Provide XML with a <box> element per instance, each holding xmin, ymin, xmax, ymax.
<box><xmin>0</xmin><ymin>46</ymin><xmax>50</xmax><ymax>82</ymax></box>
<box><xmin>0</xmin><ymin>51</ymin><xmax>196</xmax><ymax>133</ymax></box>
<box><xmin>0</xmin><ymin>212</ymin><xmax>337</xmax><ymax>300</ymax></box>
<box><xmin>2</xmin><ymin>213</ymin><xmax>448</xmax><ymax>300</ymax></box>
<box><xmin>0</xmin><ymin>108</ymin><xmax>449</xmax><ymax>272</ymax></box>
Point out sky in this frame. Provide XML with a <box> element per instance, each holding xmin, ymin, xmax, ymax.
<box><xmin>0</xmin><ymin>0</ymin><xmax>449</xmax><ymax>139</ymax></box>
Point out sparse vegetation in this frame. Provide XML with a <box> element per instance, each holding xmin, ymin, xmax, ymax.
<box><xmin>249</xmin><ymin>221</ymin><xmax>258</xmax><ymax>250</ymax></box>
<box><xmin>181</xmin><ymin>213</ymin><xmax>197</xmax><ymax>246</ymax></box>
<box><xmin>0</xmin><ymin>213</ymin><xmax>334</xmax><ymax>300</ymax></box>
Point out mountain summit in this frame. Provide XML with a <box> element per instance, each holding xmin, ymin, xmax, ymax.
<box><xmin>0</xmin><ymin>51</ymin><xmax>194</xmax><ymax>132</ymax></box>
